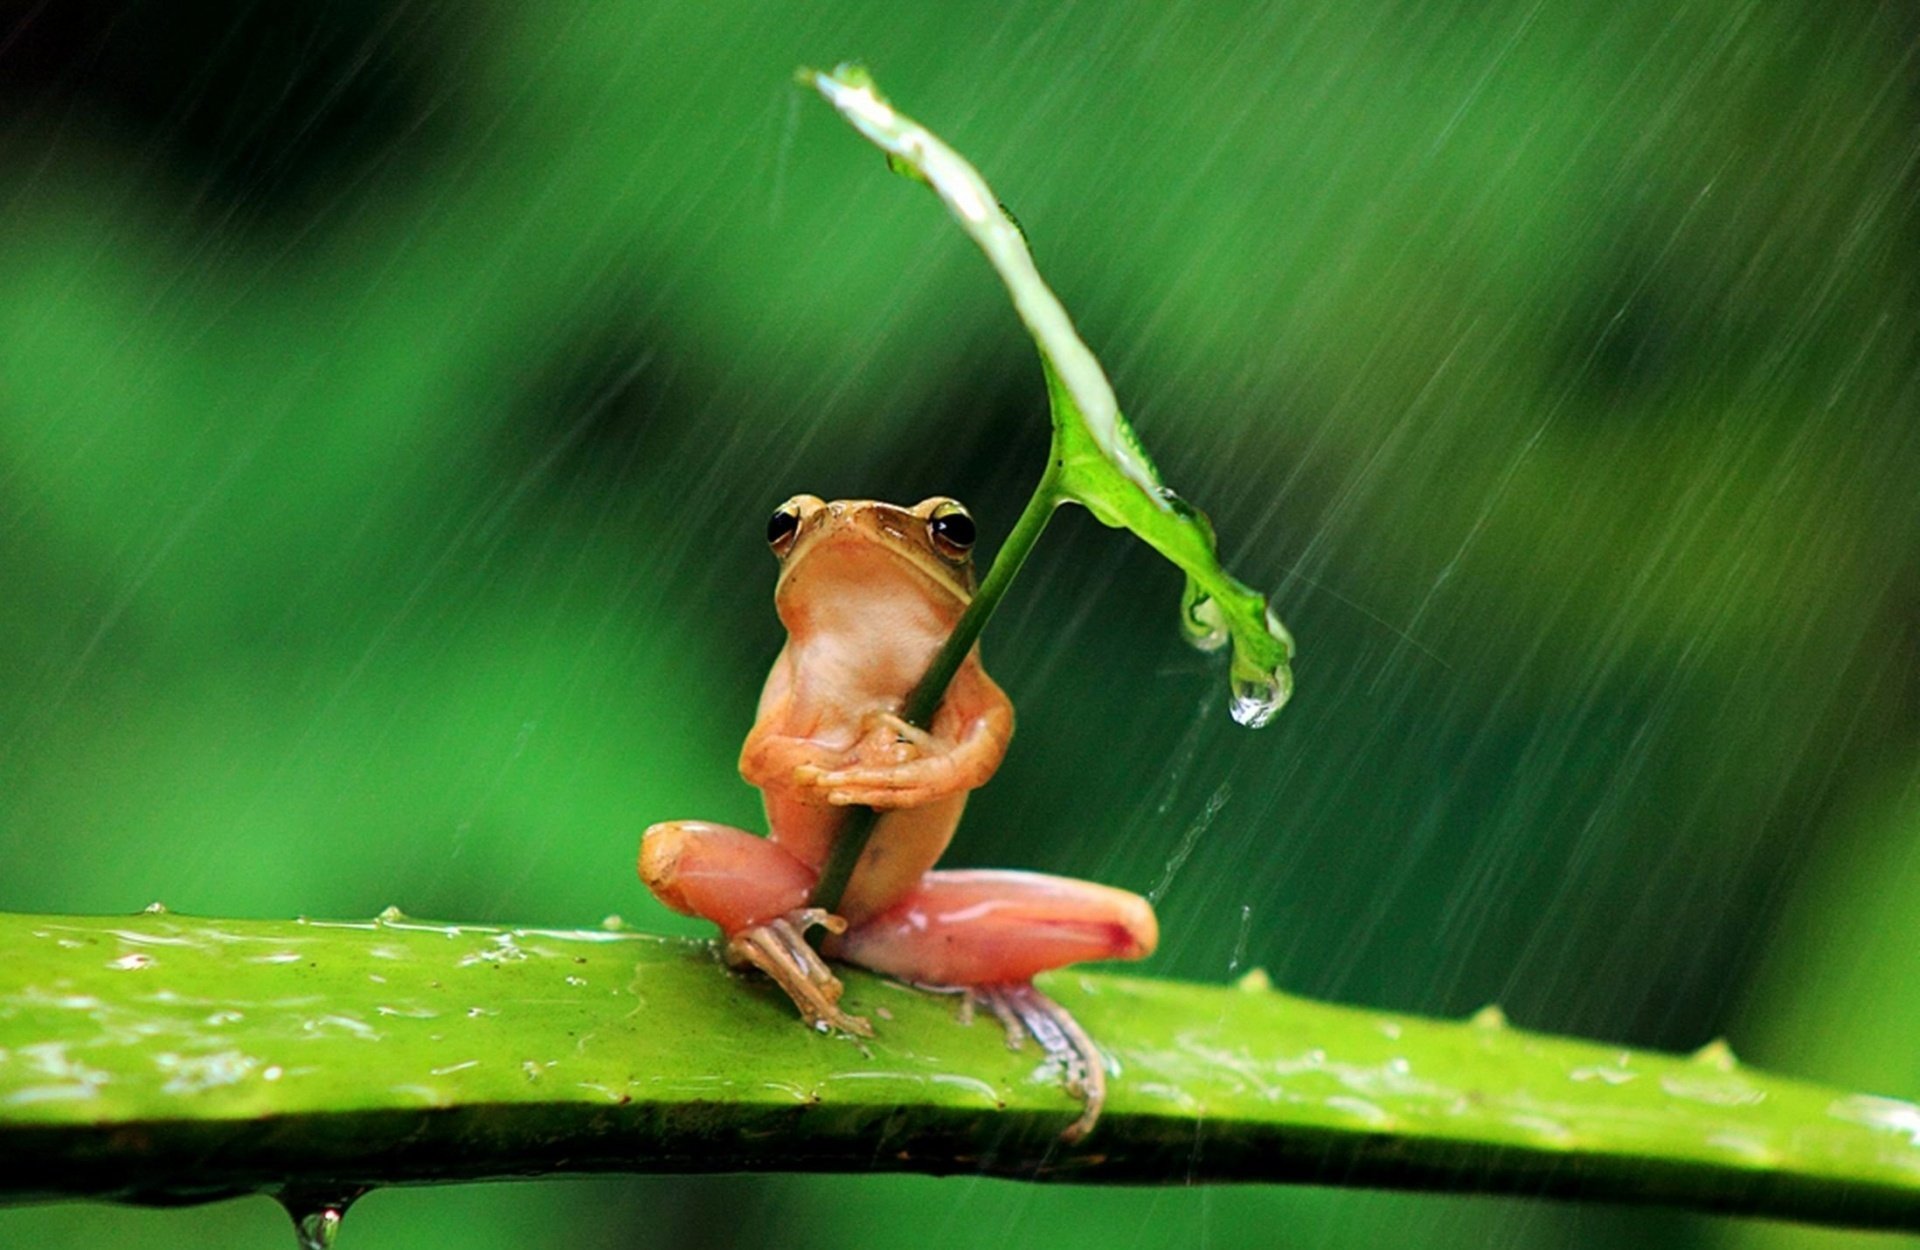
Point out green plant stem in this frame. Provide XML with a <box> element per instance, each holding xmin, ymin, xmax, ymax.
<box><xmin>808</xmin><ymin>472</ymin><xmax>1061</xmax><ymax>914</ymax></box>
<box><xmin>5</xmin><ymin>910</ymin><xmax>1920</xmax><ymax>1231</ymax></box>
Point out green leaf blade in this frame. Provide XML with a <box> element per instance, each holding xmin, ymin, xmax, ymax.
<box><xmin>808</xmin><ymin>64</ymin><xmax>1296</xmax><ymax>727</ymax></box>
<box><xmin>1047</xmin><ymin>367</ymin><xmax>1296</xmax><ymax>725</ymax></box>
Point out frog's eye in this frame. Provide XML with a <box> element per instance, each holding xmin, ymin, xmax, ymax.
<box><xmin>767</xmin><ymin>504</ymin><xmax>803</xmax><ymax>556</ymax></box>
<box><xmin>926</xmin><ymin>501</ymin><xmax>976</xmax><ymax>560</ymax></box>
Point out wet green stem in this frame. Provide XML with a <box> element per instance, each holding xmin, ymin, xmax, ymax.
<box><xmin>808</xmin><ymin>467</ymin><xmax>1061</xmax><ymax>914</ymax></box>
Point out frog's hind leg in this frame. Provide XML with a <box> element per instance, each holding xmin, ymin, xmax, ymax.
<box><xmin>835</xmin><ymin>868</ymin><xmax>1158</xmax><ymax>986</ymax></box>
<box><xmin>640</xmin><ymin>820</ymin><xmax>871</xmax><ymax>1036</ymax></box>
<box><xmin>836</xmin><ymin>869</ymin><xmax>1158</xmax><ymax>1138</ymax></box>
<box><xmin>972</xmin><ymin>982</ymin><xmax>1108</xmax><ymax>1141</ymax></box>
<box><xmin>722</xmin><ymin>908</ymin><xmax>871</xmax><ymax>1037</ymax></box>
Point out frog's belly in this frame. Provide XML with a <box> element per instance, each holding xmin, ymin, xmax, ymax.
<box><xmin>837</xmin><ymin>794</ymin><xmax>967</xmax><ymax>925</ymax></box>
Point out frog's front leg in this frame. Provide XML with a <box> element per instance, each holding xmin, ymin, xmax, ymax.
<box><xmin>795</xmin><ymin>665</ymin><xmax>1014</xmax><ymax>809</ymax></box>
<box><xmin>639</xmin><ymin>820</ymin><xmax>871</xmax><ymax>1036</ymax></box>
<box><xmin>834</xmin><ymin>868</ymin><xmax>1158</xmax><ymax>1139</ymax></box>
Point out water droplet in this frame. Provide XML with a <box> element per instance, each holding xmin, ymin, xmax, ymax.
<box><xmin>1703</xmin><ymin>1131</ymin><xmax>1778</xmax><ymax>1163</ymax></box>
<box><xmin>375</xmin><ymin>905</ymin><xmax>406</xmax><ymax>924</ymax></box>
<box><xmin>279</xmin><ymin>1189</ymin><xmax>363</xmax><ymax>1250</ymax></box>
<box><xmin>1226</xmin><ymin>608</ymin><xmax>1296</xmax><ymax>727</ymax></box>
<box><xmin>1508</xmin><ymin>1113</ymin><xmax>1576</xmax><ymax>1144</ymax></box>
<box><xmin>1233</xmin><ymin>967</ymin><xmax>1273</xmax><ymax>992</ymax></box>
<box><xmin>1469</xmin><ymin>1004</ymin><xmax>1509</xmax><ymax>1029</ymax></box>
<box><xmin>1228</xmin><ymin>666</ymin><xmax>1289</xmax><ymax>728</ymax></box>
<box><xmin>1690</xmin><ymin>1038</ymin><xmax>1739</xmax><ymax>1070</ymax></box>
<box><xmin>1156</xmin><ymin>486</ymin><xmax>1204</xmax><ymax>523</ymax></box>
<box><xmin>599</xmin><ymin>914</ymin><xmax>626</xmax><ymax>932</ymax></box>
<box><xmin>1659</xmin><ymin>1070</ymin><xmax>1765</xmax><ymax>1107</ymax></box>
<box><xmin>1829</xmin><ymin>1094</ymin><xmax>1920</xmax><ymax>1145</ymax></box>
<box><xmin>141</xmin><ymin>901</ymin><xmax>169</xmax><ymax>914</ymax></box>
<box><xmin>1324</xmin><ymin>1094</ymin><xmax>1394</xmax><ymax>1126</ymax></box>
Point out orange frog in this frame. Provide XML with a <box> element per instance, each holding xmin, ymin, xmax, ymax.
<box><xmin>640</xmin><ymin>495</ymin><xmax>1158</xmax><ymax>1137</ymax></box>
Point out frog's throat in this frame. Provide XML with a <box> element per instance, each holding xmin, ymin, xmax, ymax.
<box><xmin>774</xmin><ymin>534</ymin><xmax>973</xmax><ymax>615</ymax></box>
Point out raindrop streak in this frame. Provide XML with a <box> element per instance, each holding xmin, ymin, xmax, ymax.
<box><xmin>1226</xmin><ymin>903</ymin><xmax>1253</xmax><ymax>976</ymax></box>
<box><xmin>280</xmin><ymin>1189</ymin><xmax>363</xmax><ymax>1250</ymax></box>
<box><xmin>1147</xmin><ymin>783</ymin><xmax>1231</xmax><ymax>905</ymax></box>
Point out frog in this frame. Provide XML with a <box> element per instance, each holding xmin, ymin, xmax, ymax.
<box><xmin>639</xmin><ymin>494</ymin><xmax>1159</xmax><ymax>1139</ymax></box>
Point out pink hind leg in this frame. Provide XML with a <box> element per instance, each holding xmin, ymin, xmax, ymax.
<box><xmin>835</xmin><ymin>869</ymin><xmax>1158</xmax><ymax>1142</ymax></box>
<box><xmin>640</xmin><ymin>820</ymin><xmax>870</xmax><ymax>1036</ymax></box>
<box><xmin>639</xmin><ymin>820</ymin><xmax>815</xmax><ymax>933</ymax></box>
<box><xmin>834</xmin><ymin>869</ymin><xmax>1159</xmax><ymax>987</ymax></box>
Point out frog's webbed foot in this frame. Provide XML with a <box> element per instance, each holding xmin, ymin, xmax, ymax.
<box><xmin>969</xmin><ymin>983</ymin><xmax>1106</xmax><ymax>1143</ymax></box>
<box><xmin>725</xmin><ymin>909</ymin><xmax>873</xmax><ymax>1038</ymax></box>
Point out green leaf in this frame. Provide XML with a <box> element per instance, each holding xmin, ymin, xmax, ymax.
<box><xmin>805</xmin><ymin>63</ymin><xmax>1295</xmax><ymax>727</ymax></box>
<box><xmin>5</xmin><ymin>910</ymin><xmax>1920</xmax><ymax>1232</ymax></box>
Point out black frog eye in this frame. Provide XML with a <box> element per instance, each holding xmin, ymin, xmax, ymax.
<box><xmin>766</xmin><ymin>504</ymin><xmax>802</xmax><ymax>555</ymax></box>
<box><xmin>927</xmin><ymin>501</ymin><xmax>976</xmax><ymax>559</ymax></box>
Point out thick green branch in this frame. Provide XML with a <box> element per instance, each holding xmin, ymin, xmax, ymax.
<box><xmin>3</xmin><ymin>912</ymin><xmax>1920</xmax><ymax>1230</ymax></box>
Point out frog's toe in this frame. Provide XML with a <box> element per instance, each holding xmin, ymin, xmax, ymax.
<box><xmin>792</xmin><ymin>763</ymin><xmax>903</xmax><ymax>806</ymax></box>
<box><xmin>972</xmin><ymin>983</ymin><xmax>1106</xmax><ymax>1143</ymax></box>
<box><xmin>725</xmin><ymin>910</ymin><xmax>873</xmax><ymax>1038</ymax></box>
<box><xmin>814</xmin><ymin>759</ymin><xmax>959</xmax><ymax>808</ymax></box>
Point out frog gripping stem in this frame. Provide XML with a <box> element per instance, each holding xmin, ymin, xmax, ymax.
<box><xmin>725</xmin><ymin>910</ymin><xmax>873</xmax><ymax>1038</ymax></box>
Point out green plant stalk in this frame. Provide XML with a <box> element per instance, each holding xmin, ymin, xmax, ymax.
<box><xmin>5</xmin><ymin>910</ymin><xmax>1920</xmax><ymax>1230</ymax></box>
<box><xmin>810</xmin><ymin>468</ymin><xmax>1061</xmax><ymax>914</ymax></box>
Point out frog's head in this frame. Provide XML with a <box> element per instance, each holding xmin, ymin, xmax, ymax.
<box><xmin>766</xmin><ymin>496</ymin><xmax>976</xmax><ymax>633</ymax></box>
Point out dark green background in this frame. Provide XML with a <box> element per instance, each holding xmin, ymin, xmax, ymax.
<box><xmin>1</xmin><ymin>3</ymin><xmax>1914</xmax><ymax>1246</ymax></box>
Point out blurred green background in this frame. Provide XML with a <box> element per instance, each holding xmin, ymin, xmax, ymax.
<box><xmin>1</xmin><ymin>2</ymin><xmax>1915</xmax><ymax>1246</ymax></box>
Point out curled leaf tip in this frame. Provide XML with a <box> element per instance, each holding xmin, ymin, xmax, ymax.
<box><xmin>810</xmin><ymin>65</ymin><xmax>1296</xmax><ymax>729</ymax></box>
